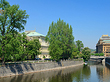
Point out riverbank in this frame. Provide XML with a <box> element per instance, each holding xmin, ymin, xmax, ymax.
<box><xmin>0</xmin><ymin>64</ymin><xmax>84</xmax><ymax>82</ymax></box>
<box><xmin>0</xmin><ymin>60</ymin><xmax>84</xmax><ymax>78</ymax></box>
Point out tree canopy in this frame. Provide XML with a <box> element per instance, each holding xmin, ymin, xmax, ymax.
<box><xmin>82</xmin><ymin>47</ymin><xmax>91</xmax><ymax>62</ymax></box>
<box><xmin>27</xmin><ymin>38</ymin><xmax>41</xmax><ymax>60</ymax></box>
<box><xmin>46</xmin><ymin>18</ymin><xmax>74</xmax><ymax>61</ymax></box>
<box><xmin>0</xmin><ymin>0</ymin><xmax>29</xmax><ymax>65</ymax></box>
<box><xmin>76</xmin><ymin>40</ymin><xmax>84</xmax><ymax>52</ymax></box>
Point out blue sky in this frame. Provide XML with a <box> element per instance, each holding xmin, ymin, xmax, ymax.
<box><xmin>7</xmin><ymin>0</ymin><xmax>110</xmax><ymax>49</ymax></box>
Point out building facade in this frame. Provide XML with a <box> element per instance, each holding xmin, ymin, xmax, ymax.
<box><xmin>25</xmin><ymin>30</ymin><xmax>50</xmax><ymax>59</ymax></box>
<box><xmin>96</xmin><ymin>35</ymin><xmax>110</xmax><ymax>56</ymax></box>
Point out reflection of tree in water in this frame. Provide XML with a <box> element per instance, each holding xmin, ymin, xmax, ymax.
<box><xmin>82</xmin><ymin>65</ymin><xmax>91</xmax><ymax>79</ymax></box>
<box><xmin>71</xmin><ymin>67</ymin><xmax>82</xmax><ymax>82</ymax></box>
<box><xmin>49</xmin><ymin>65</ymin><xmax>91</xmax><ymax>82</ymax></box>
<box><xmin>49</xmin><ymin>71</ymin><xmax>73</xmax><ymax>82</ymax></box>
<box><xmin>48</xmin><ymin>66</ymin><xmax>84</xmax><ymax>82</ymax></box>
<box><xmin>71</xmin><ymin>65</ymin><xmax>91</xmax><ymax>82</ymax></box>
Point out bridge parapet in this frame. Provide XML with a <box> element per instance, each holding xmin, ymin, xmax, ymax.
<box><xmin>90</xmin><ymin>56</ymin><xmax>104</xmax><ymax>58</ymax></box>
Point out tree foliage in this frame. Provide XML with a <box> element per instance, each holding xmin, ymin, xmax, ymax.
<box><xmin>0</xmin><ymin>0</ymin><xmax>29</xmax><ymax>65</ymax></box>
<box><xmin>9</xmin><ymin>33</ymin><xmax>24</xmax><ymax>61</ymax></box>
<box><xmin>91</xmin><ymin>53</ymin><xmax>104</xmax><ymax>56</ymax></box>
<box><xmin>27</xmin><ymin>39</ymin><xmax>41</xmax><ymax>59</ymax></box>
<box><xmin>0</xmin><ymin>32</ymin><xmax>41</xmax><ymax>64</ymax></box>
<box><xmin>71</xmin><ymin>48</ymin><xmax>79</xmax><ymax>58</ymax></box>
<box><xmin>82</xmin><ymin>47</ymin><xmax>91</xmax><ymax>62</ymax></box>
<box><xmin>18</xmin><ymin>33</ymin><xmax>29</xmax><ymax>61</ymax></box>
<box><xmin>46</xmin><ymin>18</ymin><xmax>74</xmax><ymax>61</ymax></box>
<box><xmin>76</xmin><ymin>40</ymin><xmax>84</xmax><ymax>52</ymax></box>
<box><xmin>71</xmin><ymin>40</ymin><xmax>84</xmax><ymax>59</ymax></box>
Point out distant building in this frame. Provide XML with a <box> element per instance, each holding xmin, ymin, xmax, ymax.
<box><xmin>96</xmin><ymin>35</ymin><xmax>110</xmax><ymax>56</ymax></box>
<box><xmin>25</xmin><ymin>30</ymin><xmax>50</xmax><ymax>59</ymax></box>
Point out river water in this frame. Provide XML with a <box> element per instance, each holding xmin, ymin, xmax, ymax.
<box><xmin>0</xmin><ymin>62</ymin><xmax>110</xmax><ymax>82</ymax></box>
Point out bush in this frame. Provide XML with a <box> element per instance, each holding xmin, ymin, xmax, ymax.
<box><xmin>91</xmin><ymin>53</ymin><xmax>94</xmax><ymax>55</ymax></box>
<box><xmin>94</xmin><ymin>53</ymin><xmax>104</xmax><ymax>56</ymax></box>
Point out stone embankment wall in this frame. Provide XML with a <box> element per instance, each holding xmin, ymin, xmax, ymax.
<box><xmin>0</xmin><ymin>60</ymin><xmax>83</xmax><ymax>77</ymax></box>
<box><xmin>0</xmin><ymin>65</ymin><xmax>83</xmax><ymax>82</ymax></box>
<box><xmin>105</xmin><ymin>57</ymin><xmax>110</xmax><ymax>65</ymax></box>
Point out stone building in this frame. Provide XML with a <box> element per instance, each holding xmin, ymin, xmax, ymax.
<box><xmin>96</xmin><ymin>35</ymin><xmax>110</xmax><ymax>56</ymax></box>
<box><xmin>25</xmin><ymin>30</ymin><xmax>50</xmax><ymax>59</ymax></box>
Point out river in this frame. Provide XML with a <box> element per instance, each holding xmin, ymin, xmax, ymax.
<box><xmin>0</xmin><ymin>62</ymin><xmax>110</xmax><ymax>82</ymax></box>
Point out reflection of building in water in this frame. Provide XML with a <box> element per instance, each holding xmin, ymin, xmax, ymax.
<box><xmin>25</xmin><ymin>30</ymin><xmax>50</xmax><ymax>59</ymax></box>
<box><xmin>96</xmin><ymin>35</ymin><xmax>110</xmax><ymax>56</ymax></box>
<box><xmin>96</xmin><ymin>64</ymin><xmax>110</xmax><ymax>81</ymax></box>
<box><xmin>102</xmin><ymin>66</ymin><xmax>110</xmax><ymax>76</ymax></box>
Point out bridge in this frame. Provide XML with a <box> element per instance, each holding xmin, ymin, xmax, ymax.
<box><xmin>89</xmin><ymin>56</ymin><xmax>105</xmax><ymax>62</ymax></box>
<box><xmin>90</xmin><ymin>56</ymin><xmax>104</xmax><ymax>58</ymax></box>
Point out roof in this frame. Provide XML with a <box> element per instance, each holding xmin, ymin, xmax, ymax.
<box><xmin>25</xmin><ymin>31</ymin><xmax>45</xmax><ymax>37</ymax></box>
<box><xmin>102</xmin><ymin>40</ymin><xmax>110</xmax><ymax>43</ymax></box>
<box><xmin>100</xmin><ymin>35</ymin><xmax>110</xmax><ymax>40</ymax></box>
<box><xmin>102</xmin><ymin>35</ymin><xmax>108</xmax><ymax>37</ymax></box>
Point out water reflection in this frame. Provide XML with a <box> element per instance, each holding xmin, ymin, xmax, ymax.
<box><xmin>96</xmin><ymin>63</ymin><xmax>110</xmax><ymax>82</ymax></box>
<box><xmin>0</xmin><ymin>63</ymin><xmax>110</xmax><ymax>82</ymax></box>
<box><xmin>82</xmin><ymin>65</ymin><xmax>91</xmax><ymax>79</ymax></box>
<box><xmin>49</xmin><ymin>65</ymin><xmax>90</xmax><ymax>82</ymax></box>
<box><xmin>0</xmin><ymin>65</ymin><xmax>83</xmax><ymax>82</ymax></box>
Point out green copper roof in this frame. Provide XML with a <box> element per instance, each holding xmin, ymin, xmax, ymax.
<box><xmin>103</xmin><ymin>40</ymin><xmax>110</xmax><ymax>41</ymax></box>
<box><xmin>102</xmin><ymin>40</ymin><xmax>110</xmax><ymax>43</ymax></box>
<box><xmin>25</xmin><ymin>31</ymin><xmax>45</xmax><ymax>37</ymax></box>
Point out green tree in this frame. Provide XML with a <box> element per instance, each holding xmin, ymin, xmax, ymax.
<box><xmin>0</xmin><ymin>34</ymin><xmax>13</xmax><ymax>62</ymax></box>
<box><xmin>76</xmin><ymin>40</ymin><xmax>84</xmax><ymax>52</ymax></box>
<box><xmin>0</xmin><ymin>33</ymin><xmax>28</xmax><ymax>62</ymax></box>
<box><xmin>9</xmin><ymin>33</ymin><xmax>22</xmax><ymax>62</ymax></box>
<box><xmin>82</xmin><ymin>47</ymin><xmax>91</xmax><ymax>62</ymax></box>
<box><xmin>78</xmin><ymin>53</ymin><xmax>83</xmax><ymax>58</ymax></box>
<box><xmin>27</xmin><ymin>39</ymin><xmax>41</xmax><ymax>60</ymax></box>
<box><xmin>0</xmin><ymin>0</ymin><xmax>29</xmax><ymax>65</ymax></box>
<box><xmin>71</xmin><ymin>48</ymin><xmax>79</xmax><ymax>58</ymax></box>
<box><xmin>19</xmin><ymin>33</ymin><xmax>29</xmax><ymax>61</ymax></box>
<box><xmin>46</xmin><ymin>18</ymin><xmax>74</xmax><ymax>61</ymax></box>
<box><xmin>43</xmin><ymin>55</ymin><xmax>46</xmax><ymax>59</ymax></box>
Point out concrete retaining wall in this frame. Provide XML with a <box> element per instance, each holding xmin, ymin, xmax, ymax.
<box><xmin>0</xmin><ymin>65</ymin><xmax>83</xmax><ymax>82</ymax></box>
<box><xmin>0</xmin><ymin>60</ymin><xmax>83</xmax><ymax>77</ymax></box>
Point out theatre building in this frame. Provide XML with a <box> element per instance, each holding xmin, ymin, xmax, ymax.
<box><xmin>25</xmin><ymin>30</ymin><xmax>50</xmax><ymax>59</ymax></box>
<box><xmin>96</xmin><ymin>35</ymin><xmax>110</xmax><ymax>56</ymax></box>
